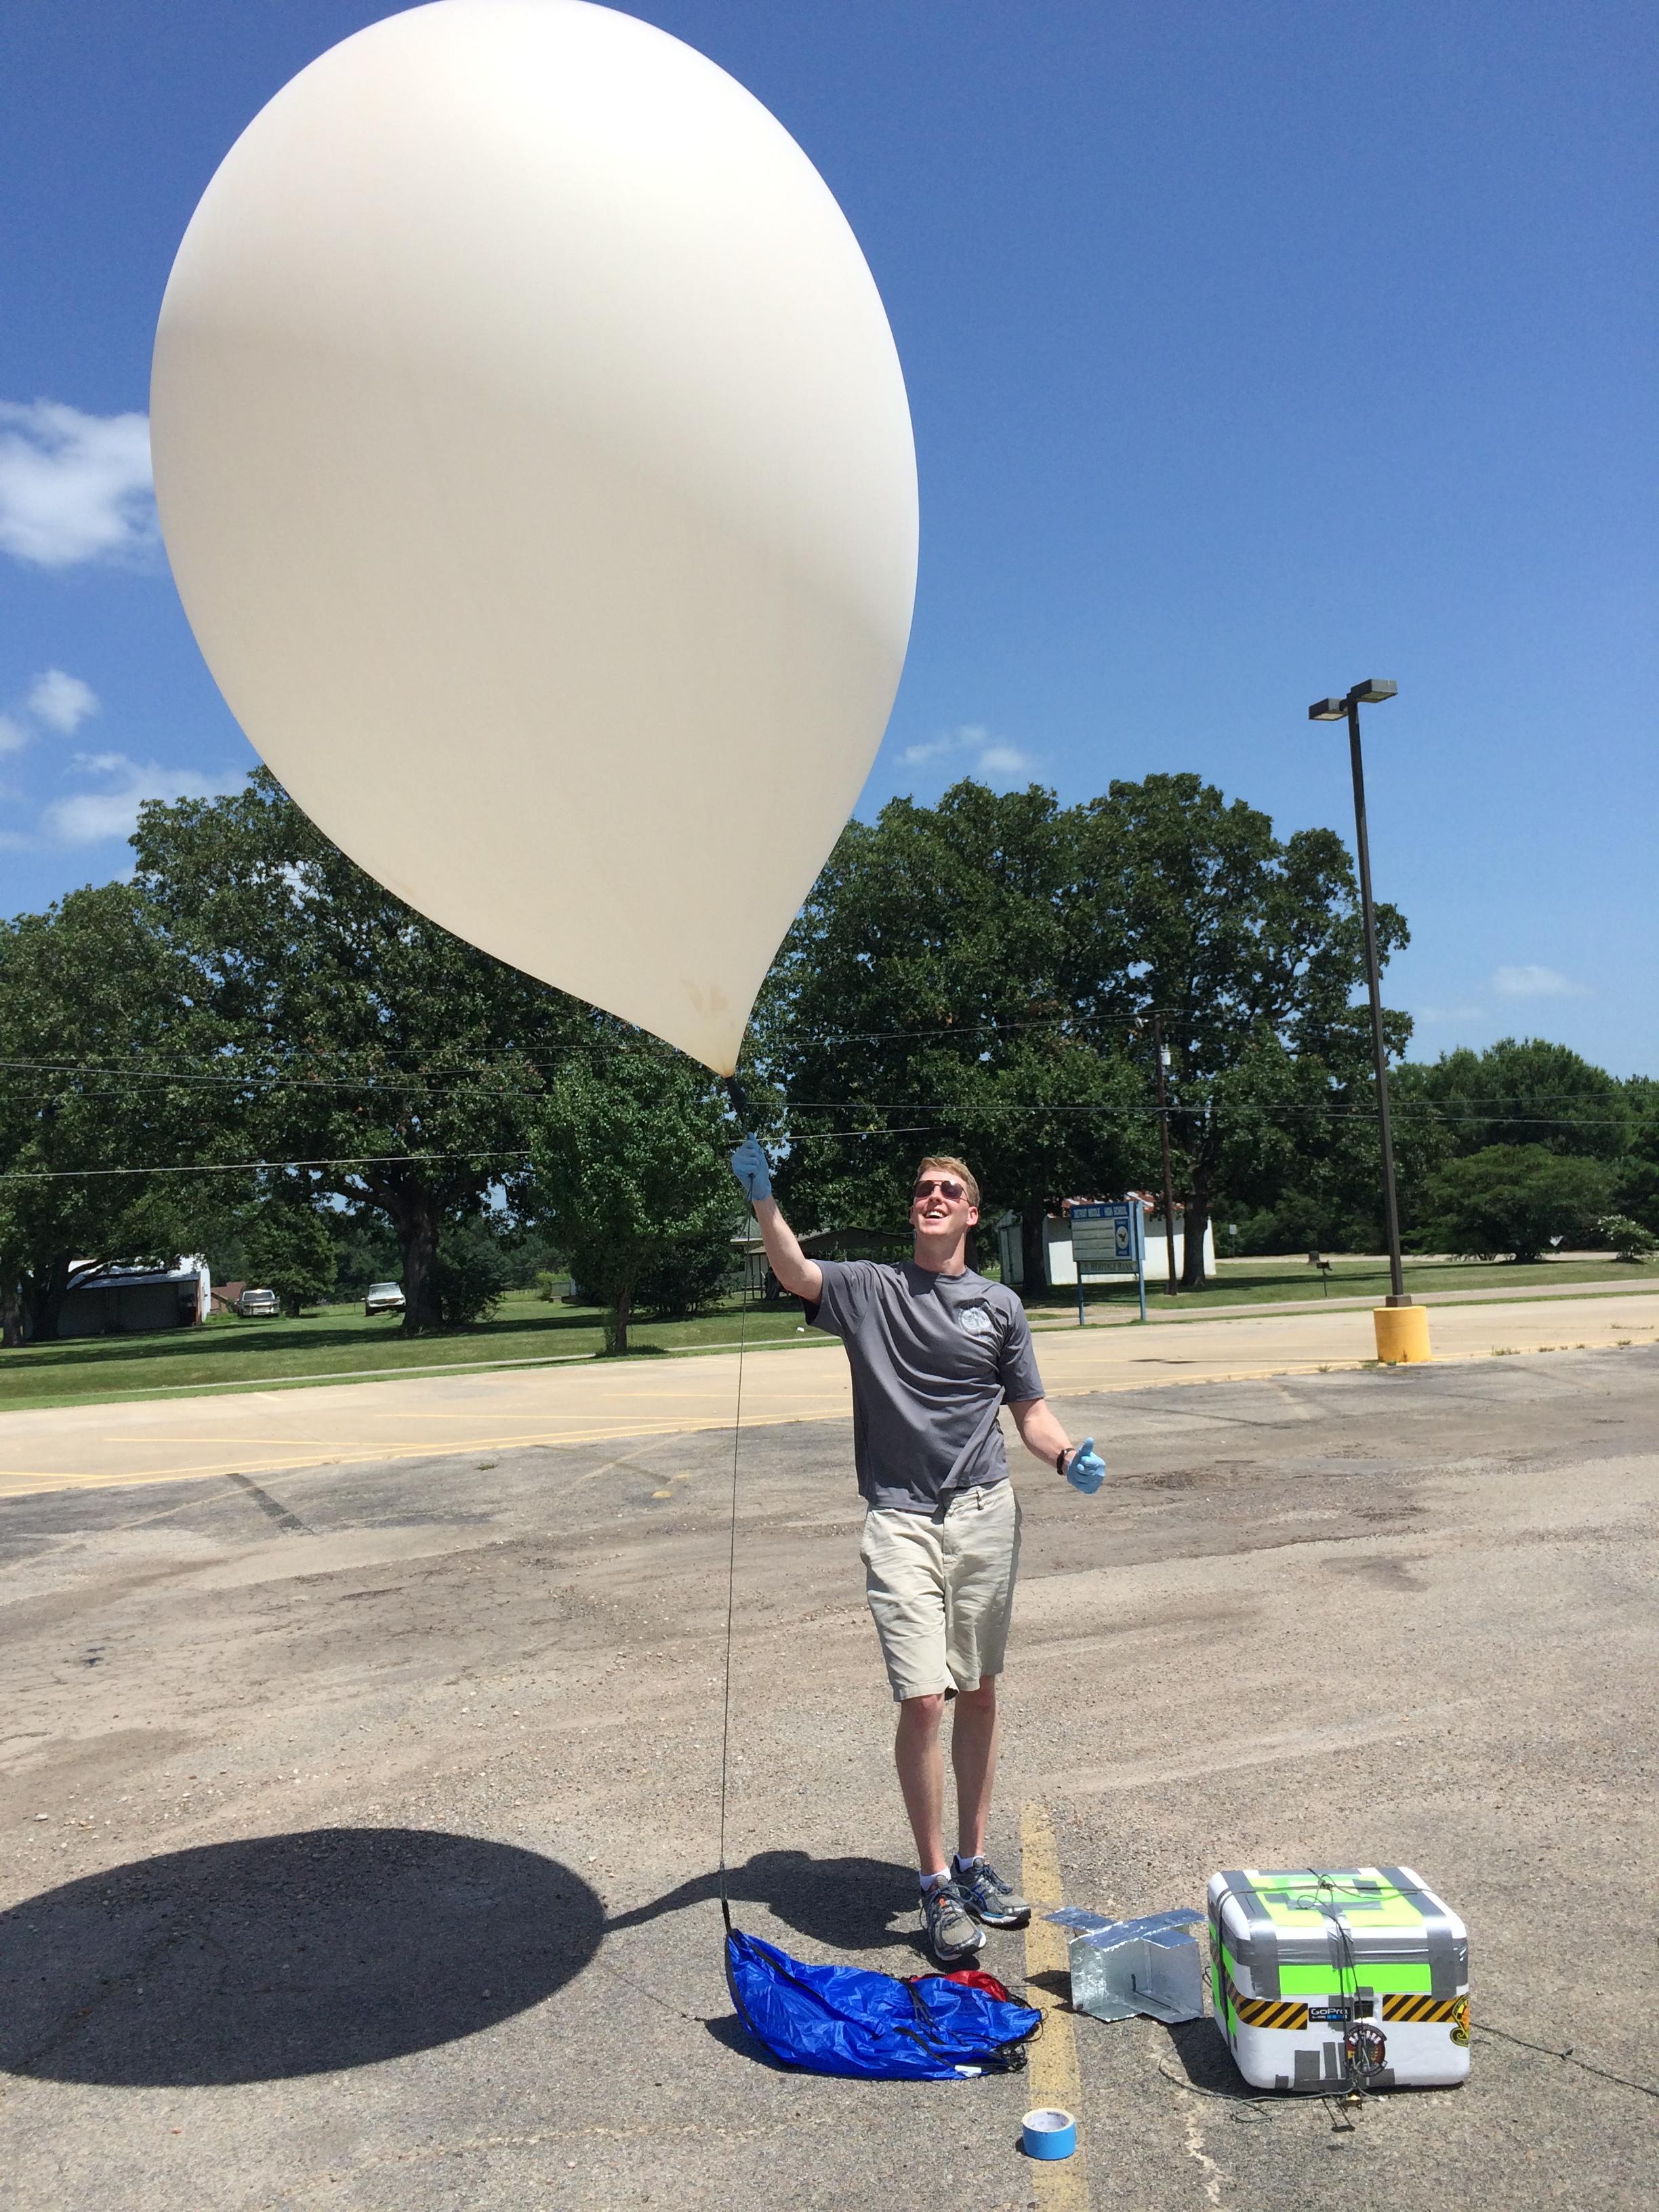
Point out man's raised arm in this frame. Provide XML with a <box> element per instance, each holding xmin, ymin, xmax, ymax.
<box><xmin>730</xmin><ymin>1134</ymin><xmax>823</xmax><ymax>1304</ymax></box>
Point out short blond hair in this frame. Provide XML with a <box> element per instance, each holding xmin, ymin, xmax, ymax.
<box><xmin>914</xmin><ymin>1154</ymin><xmax>979</xmax><ymax>1208</ymax></box>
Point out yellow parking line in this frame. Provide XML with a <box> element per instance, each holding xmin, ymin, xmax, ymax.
<box><xmin>1021</xmin><ymin>1801</ymin><xmax>1090</xmax><ymax>2208</ymax></box>
<box><xmin>0</xmin><ymin>1458</ymin><xmax>345</xmax><ymax>1496</ymax></box>
<box><xmin>0</xmin><ymin>1406</ymin><xmax>846</xmax><ymax>1500</ymax></box>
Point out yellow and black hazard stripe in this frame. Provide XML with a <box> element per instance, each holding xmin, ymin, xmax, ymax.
<box><xmin>1217</xmin><ymin>1964</ymin><xmax>1310</xmax><ymax>2033</ymax></box>
<box><xmin>1233</xmin><ymin>1988</ymin><xmax>1310</xmax><ymax>2032</ymax></box>
<box><xmin>1382</xmin><ymin>1993</ymin><xmax>1466</xmax><ymax>2024</ymax></box>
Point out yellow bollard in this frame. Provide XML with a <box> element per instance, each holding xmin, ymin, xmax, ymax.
<box><xmin>1373</xmin><ymin>1305</ymin><xmax>1431</xmax><ymax>1363</ymax></box>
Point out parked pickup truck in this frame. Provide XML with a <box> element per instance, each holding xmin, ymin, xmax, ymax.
<box><xmin>364</xmin><ymin>1281</ymin><xmax>406</xmax><ymax>1317</ymax></box>
<box><xmin>238</xmin><ymin>1287</ymin><xmax>281</xmax><ymax>1318</ymax></box>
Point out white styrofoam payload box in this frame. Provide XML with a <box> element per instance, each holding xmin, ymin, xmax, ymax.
<box><xmin>1208</xmin><ymin>1867</ymin><xmax>1469</xmax><ymax>2093</ymax></box>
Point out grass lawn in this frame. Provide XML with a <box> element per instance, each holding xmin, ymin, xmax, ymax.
<box><xmin>1025</xmin><ymin>1250</ymin><xmax>1659</xmax><ymax>1326</ymax></box>
<box><xmin>0</xmin><ymin>1289</ymin><xmax>829</xmax><ymax>1413</ymax></box>
<box><xmin>5</xmin><ymin>1255</ymin><xmax>1656</xmax><ymax>1412</ymax></box>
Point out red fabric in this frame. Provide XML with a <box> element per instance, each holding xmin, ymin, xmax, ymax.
<box><xmin>913</xmin><ymin>1967</ymin><xmax>1016</xmax><ymax>2003</ymax></box>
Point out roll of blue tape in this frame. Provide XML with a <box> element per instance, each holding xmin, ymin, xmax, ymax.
<box><xmin>1022</xmin><ymin>2108</ymin><xmax>1077</xmax><ymax>2160</ymax></box>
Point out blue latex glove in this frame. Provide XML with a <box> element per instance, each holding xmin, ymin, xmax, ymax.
<box><xmin>1065</xmin><ymin>1437</ymin><xmax>1105</xmax><ymax>1496</ymax></box>
<box><xmin>730</xmin><ymin>1132</ymin><xmax>773</xmax><ymax>1203</ymax></box>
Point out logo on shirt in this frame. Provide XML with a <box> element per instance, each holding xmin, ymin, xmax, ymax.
<box><xmin>958</xmin><ymin>1303</ymin><xmax>996</xmax><ymax>1339</ymax></box>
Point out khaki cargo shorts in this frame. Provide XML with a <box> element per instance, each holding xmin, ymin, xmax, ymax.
<box><xmin>859</xmin><ymin>1479</ymin><xmax>1022</xmax><ymax>1702</ymax></box>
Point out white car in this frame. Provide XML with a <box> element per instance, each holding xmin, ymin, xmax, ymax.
<box><xmin>365</xmin><ymin>1281</ymin><xmax>406</xmax><ymax>1317</ymax></box>
<box><xmin>238</xmin><ymin>1287</ymin><xmax>281</xmax><ymax>1318</ymax></box>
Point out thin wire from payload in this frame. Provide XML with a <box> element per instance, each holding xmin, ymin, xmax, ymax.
<box><xmin>715</xmin><ymin>1195</ymin><xmax>752</xmax><ymax>1935</ymax></box>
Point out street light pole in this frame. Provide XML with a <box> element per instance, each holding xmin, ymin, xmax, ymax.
<box><xmin>1309</xmin><ymin>680</ymin><xmax>1410</xmax><ymax>1307</ymax></box>
<box><xmin>1346</xmin><ymin>694</ymin><xmax>1409</xmax><ymax>1305</ymax></box>
<box><xmin>1151</xmin><ymin>1012</ymin><xmax>1180</xmax><ymax>1297</ymax></box>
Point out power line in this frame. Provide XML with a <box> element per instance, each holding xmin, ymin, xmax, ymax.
<box><xmin>0</xmin><ymin>1011</ymin><xmax>1143</xmax><ymax>1072</ymax></box>
<box><xmin>0</xmin><ymin>1051</ymin><xmax>1642</xmax><ymax>1111</ymax></box>
<box><xmin>0</xmin><ymin>1149</ymin><xmax>536</xmax><ymax>1183</ymax></box>
<box><xmin>0</xmin><ymin>1127</ymin><xmax>928</xmax><ymax>1183</ymax></box>
<box><xmin>0</xmin><ymin>1006</ymin><xmax>1426</xmax><ymax>1075</ymax></box>
<box><xmin>0</xmin><ymin>1065</ymin><xmax>1639</xmax><ymax>1126</ymax></box>
<box><xmin>781</xmin><ymin>1104</ymin><xmax>1636</xmax><ymax>1122</ymax></box>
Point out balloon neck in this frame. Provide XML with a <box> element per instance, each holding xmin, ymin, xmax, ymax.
<box><xmin>725</xmin><ymin>1075</ymin><xmax>750</xmax><ymax>1129</ymax></box>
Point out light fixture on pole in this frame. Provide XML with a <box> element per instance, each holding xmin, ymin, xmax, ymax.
<box><xmin>1308</xmin><ymin>678</ymin><xmax>1429</xmax><ymax>1364</ymax></box>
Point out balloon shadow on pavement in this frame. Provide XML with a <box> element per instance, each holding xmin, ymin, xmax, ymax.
<box><xmin>0</xmin><ymin>1827</ymin><xmax>602</xmax><ymax>2087</ymax></box>
<box><xmin>606</xmin><ymin>1848</ymin><xmax>922</xmax><ymax>1957</ymax></box>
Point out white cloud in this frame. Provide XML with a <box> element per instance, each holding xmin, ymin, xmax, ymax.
<box><xmin>1493</xmin><ymin>964</ymin><xmax>1589</xmax><ymax>1000</ymax></box>
<box><xmin>0</xmin><ymin>712</ymin><xmax>29</xmax><ymax>756</ymax></box>
<box><xmin>0</xmin><ymin>400</ymin><xmax>156</xmax><ymax>568</ymax></box>
<box><xmin>977</xmin><ymin>742</ymin><xmax>1037</xmax><ymax>777</ymax></box>
<box><xmin>43</xmin><ymin>754</ymin><xmax>240</xmax><ymax>846</ymax></box>
<box><xmin>26</xmin><ymin>668</ymin><xmax>100</xmax><ymax>734</ymax></box>
<box><xmin>897</xmin><ymin>723</ymin><xmax>1041</xmax><ymax>786</ymax></box>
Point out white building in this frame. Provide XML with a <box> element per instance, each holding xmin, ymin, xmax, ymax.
<box><xmin>996</xmin><ymin>1202</ymin><xmax>1215</xmax><ymax>1290</ymax></box>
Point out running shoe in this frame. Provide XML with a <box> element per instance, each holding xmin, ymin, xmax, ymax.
<box><xmin>922</xmin><ymin>1879</ymin><xmax>986</xmax><ymax>1965</ymax></box>
<box><xmin>954</xmin><ymin>1855</ymin><xmax>1032</xmax><ymax>1929</ymax></box>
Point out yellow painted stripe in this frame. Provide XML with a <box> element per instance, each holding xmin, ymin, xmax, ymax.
<box><xmin>0</xmin><ymin>1406</ymin><xmax>836</xmax><ymax>1501</ymax></box>
<box><xmin>1021</xmin><ymin>1801</ymin><xmax>1090</xmax><ymax>2210</ymax></box>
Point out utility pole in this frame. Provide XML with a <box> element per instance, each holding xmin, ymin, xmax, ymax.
<box><xmin>1152</xmin><ymin>1013</ymin><xmax>1179</xmax><ymax>1297</ymax></box>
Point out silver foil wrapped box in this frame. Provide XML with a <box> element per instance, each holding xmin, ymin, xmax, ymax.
<box><xmin>1046</xmin><ymin>1907</ymin><xmax>1207</xmax><ymax>2024</ymax></box>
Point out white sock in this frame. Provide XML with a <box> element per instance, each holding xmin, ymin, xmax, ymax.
<box><xmin>920</xmin><ymin>1867</ymin><xmax>950</xmax><ymax>1893</ymax></box>
<box><xmin>954</xmin><ymin>1851</ymin><xmax>981</xmax><ymax>1874</ymax></box>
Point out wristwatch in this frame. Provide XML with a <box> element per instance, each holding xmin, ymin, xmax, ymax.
<box><xmin>1055</xmin><ymin>1447</ymin><xmax>1070</xmax><ymax>1476</ymax></box>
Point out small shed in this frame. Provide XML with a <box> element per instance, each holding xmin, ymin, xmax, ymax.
<box><xmin>731</xmin><ymin>1224</ymin><xmax>909</xmax><ymax>1296</ymax></box>
<box><xmin>54</xmin><ymin>1257</ymin><xmax>213</xmax><ymax>1338</ymax></box>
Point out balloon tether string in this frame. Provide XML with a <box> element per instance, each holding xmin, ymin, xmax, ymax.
<box><xmin>716</xmin><ymin>1074</ymin><xmax>752</xmax><ymax>1935</ymax></box>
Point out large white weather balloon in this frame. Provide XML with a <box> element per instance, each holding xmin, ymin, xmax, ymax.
<box><xmin>151</xmin><ymin>0</ymin><xmax>916</xmax><ymax>1074</ymax></box>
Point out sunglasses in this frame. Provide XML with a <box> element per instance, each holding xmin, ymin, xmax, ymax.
<box><xmin>912</xmin><ymin>1178</ymin><xmax>967</xmax><ymax>1203</ymax></box>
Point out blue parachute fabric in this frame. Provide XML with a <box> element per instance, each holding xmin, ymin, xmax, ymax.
<box><xmin>724</xmin><ymin>1929</ymin><xmax>1042</xmax><ymax>2081</ymax></box>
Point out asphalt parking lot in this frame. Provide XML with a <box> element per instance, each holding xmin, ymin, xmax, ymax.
<box><xmin>3</xmin><ymin>1346</ymin><xmax>1656</xmax><ymax>2209</ymax></box>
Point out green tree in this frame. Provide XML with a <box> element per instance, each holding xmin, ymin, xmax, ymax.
<box><xmin>1599</xmin><ymin>1214</ymin><xmax>1657</xmax><ymax>1263</ymax></box>
<box><xmin>0</xmin><ymin>887</ymin><xmax>215</xmax><ymax>1343</ymax></box>
<box><xmin>430</xmin><ymin>1216</ymin><xmax>512</xmax><ymax>1326</ymax></box>
<box><xmin>328</xmin><ymin>1209</ymin><xmax>402</xmax><ymax>1296</ymax></box>
<box><xmin>1613</xmin><ymin>1100</ymin><xmax>1659</xmax><ymax>1233</ymax></box>
<box><xmin>756</xmin><ymin>774</ymin><xmax>1418</xmax><ymax>1292</ymax></box>
<box><xmin>241</xmin><ymin>1193</ymin><xmax>338</xmax><ymax>1316</ymax></box>
<box><xmin>1420</xmin><ymin>1145</ymin><xmax>1612</xmax><ymax>1261</ymax></box>
<box><xmin>132</xmin><ymin>771</ymin><xmax>596</xmax><ymax>1333</ymax></box>
<box><xmin>753</xmin><ymin>782</ymin><xmax>1151</xmax><ymax>1287</ymax></box>
<box><xmin>1084</xmin><ymin>774</ymin><xmax>1414</xmax><ymax>1287</ymax></box>
<box><xmin>1393</xmin><ymin>1038</ymin><xmax>1628</xmax><ymax>1161</ymax></box>
<box><xmin>531</xmin><ymin>1050</ymin><xmax>735</xmax><ymax>1354</ymax></box>
<box><xmin>1206</xmin><ymin>1027</ymin><xmax>1452</xmax><ymax>1254</ymax></box>
<box><xmin>635</xmin><ymin>1224</ymin><xmax>737</xmax><ymax>1319</ymax></box>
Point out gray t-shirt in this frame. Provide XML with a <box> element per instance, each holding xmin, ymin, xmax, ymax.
<box><xmin>805</xmin><ymin>1259</ymin><xmax>1046</xmax><ymax>1513</ymax></box>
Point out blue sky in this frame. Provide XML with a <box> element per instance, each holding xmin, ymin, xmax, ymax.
<box><xmin>3</xmin><ymin>1</ymin><xmax>1654</xmax><ymax>1070</ymax></box>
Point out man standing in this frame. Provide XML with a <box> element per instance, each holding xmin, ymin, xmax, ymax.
<box><xmin>730</xmin><ymin>1138</ymin><xmax>1105</xmax><ymax>1966</ymax></box>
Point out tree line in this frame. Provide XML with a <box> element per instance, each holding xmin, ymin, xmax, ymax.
<box><xmin>3</xmin><ymin>767</ymin><xmax>1654</xmax><ymax>1347</ymax></box>
<box><xmin>0</xmin><ymin>771</ymin><xmax>733</xmax><ymax>1349</ymax></box>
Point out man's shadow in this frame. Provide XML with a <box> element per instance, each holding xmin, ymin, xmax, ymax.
<box><xmin>0</xmin><ymin>1828</ymin><xmax>602</xmax><ymax>2088</ymax></box>
<box><xmin>607</xmin><ymin>1848</ymin><xmax>924</xmax><ymax>1959</ymax></box>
